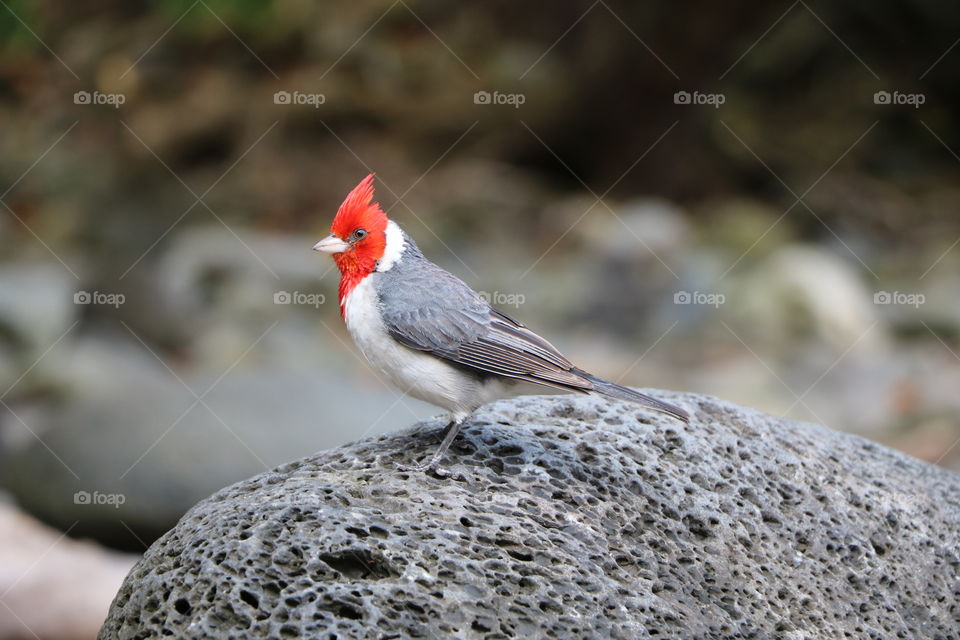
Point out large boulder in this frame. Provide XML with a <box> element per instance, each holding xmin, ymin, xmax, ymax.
<box><xmin>100</xmin><ymin>392</ymin><xmax>960</xmax><ymax>639</ymax></box>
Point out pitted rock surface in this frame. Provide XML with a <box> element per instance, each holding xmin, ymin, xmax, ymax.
<box><xmin>101</xmin><ymin>392</ymin><xmax>960</xmax><ymax>639</ymax></box>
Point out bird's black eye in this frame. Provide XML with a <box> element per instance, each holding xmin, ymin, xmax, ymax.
<box><xmin>352</xmin><ymin>228</ymin><xmax>367</xmax><ymax>241</ymax></box>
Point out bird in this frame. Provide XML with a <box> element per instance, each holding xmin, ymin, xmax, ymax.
<box><xmin>314</xmin><ymin>174</ymin><xmax>689</xmax><ymax>473</ymax></box>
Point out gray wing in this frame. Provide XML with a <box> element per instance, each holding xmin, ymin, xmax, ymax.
<box><xmin>375</xmin><ymin>259</ymin><xmax>593</xmax><ymax>391</ymax></box>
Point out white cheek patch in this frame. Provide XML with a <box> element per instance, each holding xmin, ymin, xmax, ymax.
<box><xmin>376</xmin><ymin>220</ymin><xmax>406</xmax><ymax>272</ymax></box>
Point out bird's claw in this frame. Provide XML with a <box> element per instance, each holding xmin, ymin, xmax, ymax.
<box><xmin>397</xmin><ymin>460</ymin><xmax>450</xmax><ymax>476</ymax></box>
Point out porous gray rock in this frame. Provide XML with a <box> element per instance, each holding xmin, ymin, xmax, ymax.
<box><xmin>100</xmin><ymin>392</ymin><xmax>960</xmax><ymax>639</ymax></box>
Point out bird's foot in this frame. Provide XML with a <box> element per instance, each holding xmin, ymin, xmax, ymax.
<box><xmin>396</xmin><ymin>460</ymin><xmax>450</xmax><ymax>477</ymax></box>
<box><xmin>398</xmin><ymin>416</ymin><xmax>467</xmax><ymax>477</ymax></box>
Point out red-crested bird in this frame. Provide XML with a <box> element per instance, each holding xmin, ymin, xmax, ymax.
<box><xmin>315</xmin><ymin>174</ymin><xmax>689</xmax><ymax>473</ymax></box>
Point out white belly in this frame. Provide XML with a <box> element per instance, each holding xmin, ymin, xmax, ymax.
<box><xmin>342</xmin><ymin>276</ymin><xmax>504</xmax><ymax>417</ymax></box>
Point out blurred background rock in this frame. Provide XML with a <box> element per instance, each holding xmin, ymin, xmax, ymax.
<box><xmin>0</xmin><ymin>0</ymin><xmax>958</xmax><ymax>637</ymax></box>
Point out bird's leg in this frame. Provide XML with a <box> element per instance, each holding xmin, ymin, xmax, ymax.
<box><xmin>399</xmin><ymin>416</ymin><xmax>466</xmax><ymax>475</ymax></box>
<box><xmin>426</xmin><ymin>415</ymin><xmax>452</xmax><ymax>443</ymax></box>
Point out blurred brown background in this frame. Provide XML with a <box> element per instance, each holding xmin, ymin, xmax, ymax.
<box><xmin>1</xmin><ymin>0</ymin><xmax>959</xmax><ymax>637</ymax></box>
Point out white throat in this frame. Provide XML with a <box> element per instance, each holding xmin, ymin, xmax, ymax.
<box><xmin>376</xmin><ymin>220</ymin><xmax>405</xmax><ymax>272</ymax></box>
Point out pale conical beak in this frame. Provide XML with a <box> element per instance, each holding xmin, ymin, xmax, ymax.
<box><xmin>313</xmin><ymin>234</ymin><xmax>350</xmax><ymax>254</ymax></box>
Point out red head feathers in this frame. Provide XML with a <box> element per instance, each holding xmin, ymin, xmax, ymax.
<box><xmin>327</xmin><ymin>173</ymin><xmax>389</xmax><ymax>310</ymax></box>
<box><xmin>331</xmin><ymin>174</ymin><xmax>387</xmax><ymax>242</ymax></box>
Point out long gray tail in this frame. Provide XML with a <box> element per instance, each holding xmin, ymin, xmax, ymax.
<box><xmin>574</xmin><ymin>370</ymin><xmax>689</xmax><ymax>423</ymax></box>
